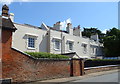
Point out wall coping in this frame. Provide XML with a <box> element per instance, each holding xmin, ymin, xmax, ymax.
<box><xmin>11</xmin><ymin>47</ymin><xmax>72</xmax><ymax>61</ymax></box>
<box><xmin>84</xmin><ymin>65</ymin><xmax>119</xmax><ymax>70</ymax></box>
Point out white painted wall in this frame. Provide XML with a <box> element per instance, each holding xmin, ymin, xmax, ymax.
<box><xmin>12</xmin><ymin>23</ymin><xmax>48</xmax><ymax>52</ymax></box>
<box><xmin>12</xmin><ymin>23</ymin><xmax>104</xmax><ymax>59</ymax></box>
<box><xmin>49</xmin><ymin>29</ymin><xmax>103</xmax><ymax>58</ymax></box>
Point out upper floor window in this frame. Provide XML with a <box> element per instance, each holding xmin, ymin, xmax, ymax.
<box><xmin>28</xmin><ymin>37</ymin><xmax>35</xmax><ymax>48</ymax></box>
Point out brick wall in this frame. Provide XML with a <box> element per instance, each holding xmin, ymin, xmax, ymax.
<box><xmin>1</xmin><ymin>28</ymin><xmax>84</xmax><ymax>83</ymax></box>
<box><xmin>3</xmin><ymin>48</ymin><xmax>71</xmax><ymax>83</ymax></box>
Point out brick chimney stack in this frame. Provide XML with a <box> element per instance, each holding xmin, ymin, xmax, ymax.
<box><xmin>2</xmin><ymin>4</ymin><xmax>9</xmax><ymax>17</ymax></box>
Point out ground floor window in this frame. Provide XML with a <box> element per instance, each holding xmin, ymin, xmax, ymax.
<box><xmin>54</xmin><ymin>39</ymin><xmax>60</xmax><ymax>50</ymax></box>
<box><xmin>28</xmin><ymin>37</ymin><xmax>35</xmax><ymax>48</ymax></box>
<box><xmin>82</xmin><ymin>44</ymin><xmax>87</xmax><ymax>54</ymax></box>
<box><xmin>68</xmin><ymin>41</ymin><xmax>73</xmax><ymax>51</ymax></box>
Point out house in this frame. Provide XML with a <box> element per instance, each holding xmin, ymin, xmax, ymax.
<box><xmin>1</xmin><ymin>5</ymin><xmax>104</xmax><ymax>59</ymax></box>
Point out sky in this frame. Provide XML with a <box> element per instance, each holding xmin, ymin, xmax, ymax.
<box><xmin>0</xmin><ymin>1</ymin><xmax>118</xmax><ymax>33</ymax></box>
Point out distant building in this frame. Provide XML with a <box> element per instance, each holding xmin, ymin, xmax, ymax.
<box><xmin>1</xmin><ymin>5</ymin><xmax>104</xmax><ymax>59</ymax></box>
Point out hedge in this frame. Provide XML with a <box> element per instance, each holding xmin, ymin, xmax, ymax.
<box><xmin>25</xmin><ymin>52</ymin><xmax>69</xmax><ymax>59</ymax></box>
<box><xmin>84</xmin><ymin>59</ymin><xmax>120</xmax><ymax>68</ymax></box>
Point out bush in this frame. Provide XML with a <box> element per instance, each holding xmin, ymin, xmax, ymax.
<box><xmin>86</xmin><ymin>59</ymin><xmax>120</xmax><ymax>61</ymax></box>
<box><xmin>25</xmin><ymin>52</ymin><xmax>69</xmax><ymax>59</ymax></box>
<box><xmin>84</xmin><ymin>59</ymin><xmax>120</xmax><ymax>68</ymax></box>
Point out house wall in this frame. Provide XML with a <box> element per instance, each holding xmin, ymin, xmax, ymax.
<box><xmin>12</xmin><ymin>23</ymin><xmax>104</xmax><ymax>59</ymax></box>
<box><xmin>49</xmin><ymin>29</ymin><xmax>62</xmax><ymax>54</ymax></box>
<box><xmin>12</xmin><ymin>23</ymin><xmax>48</xmax><ymax>52</ymax></box>
<box><xmin>49</xmin><ymin>29</ymin><xmax>103</xmax><ymax>58</ymax></box>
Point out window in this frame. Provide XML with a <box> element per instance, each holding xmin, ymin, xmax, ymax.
<box><xmin>69</xmin><ymin>42</ymin><xmax>73</xmax><ymax>51</ymax></box>
<box><xmin>82</xmin><ymin>44</ymin><xmax>87</xmax><ymax>54</ymax></box>
<box><xmin>54</xmin><ymin>40</ymin><xmax>60</xmax><ymax>50</ymax></box>
<box><xmin>92</xmin><ymin>48</ymin><xmax>94</xmax><ymax>53</ymax></box>
<box><xmin>28</xmin><ymin>37</ymin><xmax>35</xmax><ymax>48</ymax></box>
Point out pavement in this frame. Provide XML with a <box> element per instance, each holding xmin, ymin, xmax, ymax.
<box><xmin>24</xmin><ymin>69</ymin><xmax>119</xmax><ymax>84</ymax></box>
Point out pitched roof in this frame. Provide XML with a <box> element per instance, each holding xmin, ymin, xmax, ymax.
<box><xmin>1</xmin><ymin>17</ymin><xmax>17</xmax><ymax>31</ymax></box>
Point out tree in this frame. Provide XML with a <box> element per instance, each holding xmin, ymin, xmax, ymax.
<box><xmin>103</xmin><ymin>28</ymin><xmax>120</xmax><ymax>57</ymax></box>
<box><xmin>82</xmin><ymin>27</ymin><xmax>104</xmax><ymax>42</ymax></box>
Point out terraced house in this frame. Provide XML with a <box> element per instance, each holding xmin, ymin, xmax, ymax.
<box><xmin>2</xmin><ymin>5</ymin><xmax>104</xmax><ymax>59</ymax></box>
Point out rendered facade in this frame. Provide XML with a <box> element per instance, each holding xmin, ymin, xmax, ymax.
<box><xmin>2</xmin><ymin>5</ymin><xmax>104</xmax><ymax>59</ymax></box>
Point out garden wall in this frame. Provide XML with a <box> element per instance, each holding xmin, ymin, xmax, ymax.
<box><xmin>3</xmin><ymin>47</ymin><xmax>71</xmax><ymax>83</ymax></box>
<box><xmin>1</xmin><ymin>29</ymin><xmax>84</xmax><ymax>83</ymax></box>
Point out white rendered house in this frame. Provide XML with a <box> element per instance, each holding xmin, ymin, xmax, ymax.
<box><xmin>4</xmin><ymin>8</ymin><xmax>104</xmax><ymax>59</ymax></box>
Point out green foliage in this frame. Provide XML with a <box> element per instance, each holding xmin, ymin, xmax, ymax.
<box><xmin>86</xmin><ymin>59</ymin><xmax>120</xmax><ymax>61</ymax></box>
<box><xmin>103</xmin><ymin>28</ymin><xmax>120</xmax><ymax>57</ymax></box>
<box><xmin>82</xmin><ymin>27</ymin><xmax>104</xmax><ymax>43</ymax></box>
<box><xmin>25</xmin><ymin>52</ymin><xmax>69</xmax><ymax>59</ymax></box>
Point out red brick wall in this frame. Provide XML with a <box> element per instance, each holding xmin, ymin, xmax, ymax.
<box><xmin>71</xmin><ymin>59</ymin><xmax>84</xmax><ymax>76</ymax></box>
<box><xmin>1</xmin><ymin>29</ymin><xmax>84</xmax><ymax>83</ymax></box>
<box><xmin>4</xmin><ymin>49</ymin><xmax>71</xmax><ymax>83</ymax></box>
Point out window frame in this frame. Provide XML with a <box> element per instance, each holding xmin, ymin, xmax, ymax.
<box><xmin>54</xmin><ymin>39</ymin><xmax>61</xmax><ymax>51</ymax></box>
<box><xmin>82</xmin><ymin>44</ymin><xmax>87</xmax><ymax>54</ymax></box>
<box><xmin>68</xmin><ymin>41</ymin><xmax>74</xmax><ymax>51</ymax></box>
<box><xmin>27</xmin><ymin>35</ymin><xmax>37</xmax><ymax>50</ymax></box>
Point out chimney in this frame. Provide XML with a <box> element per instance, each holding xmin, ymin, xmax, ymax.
<box><xmin>10</xmin><ymin>13</ymin><xmax>14</xmax><ymax>22</ymax></box>
<box><xmin>53</xmin><ymin>21</ymin><xmax>62</xmax><ymax>30</ymax></box>
<box><xmin>90</xmin><ymin>34</ymin><xmax>99</xmax><ymax>42</ymax></box>
<box><xmin>2</xmin><ymin>4</ymin><xmax>9</xmax><ymax>17</ymax></box>
<box><xmin>66</xmin><ymin>23</ymin><xmax>73</xmax><ymax>35</ymax></box>
<box><xmin>73</xmin><ymin>25</ymin><xmax>82</xmax><ymax>37</ymax></box>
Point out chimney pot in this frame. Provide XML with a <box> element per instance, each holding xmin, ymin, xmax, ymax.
<box><xmin>2</xmin><ymin>4</ymin><xmax>9</xmax><ymax>17</ymax></box>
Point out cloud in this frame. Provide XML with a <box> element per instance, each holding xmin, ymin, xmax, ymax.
<box><xmin>66</xmin><ymin>18</ymin><xmax>72</xmax><ymax>23</ymax></box>
<box><xmin>0</xmin><ymin>0</ymin><xmax>30</xmax><ymax>5</ymax></box>
<box><xmin>0</xmin><ymin>0</ymin><xmax>118</xmax><ymax>5</ymax></box>
<box><xmin>21</xmin><ymin>0</ymin><xmax>30</xmax><ymax>2</ymax></box>
<box><xmin>60</xmin><ymin>18</ymin><xmax>72</xmax><ymax>30</ymax></box>
<box><xmin>0</xmin><ymin>0</ymin><xmax>14</xmax><ymax>5</ymax></box>
<box><xmin>102</xmin><ymin>29</ymin><xmax>108</xmax><ymax>34</ymax></box>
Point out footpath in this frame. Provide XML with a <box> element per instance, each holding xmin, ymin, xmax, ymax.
<box><xmin>24</xmin><ymin>69</ymin><xmax>119</xmax><ymax>84</ymax></box>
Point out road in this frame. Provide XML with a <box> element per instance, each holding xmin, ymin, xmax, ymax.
<box><xmin>63</xmin><ymin>71</ymin><xmax>119</xmax><ymax>84</ymax></box>
<box><xmin>73</xmin><ymin>72</ymin><xmax>119</xmax><ymax>82</ymax></box>
<box><xmin>24</xmin><ymin>70</ymin><xmax>119</xmax><ymax>84</ymax></box>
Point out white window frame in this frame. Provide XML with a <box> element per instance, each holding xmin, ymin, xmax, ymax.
<box><xmin>54</xmin><ymin>39</ymin><xmax>61</xmax><ymax>51</ymax></box>
<box><xmin>68</xmin><ymin>41</ymin><xmax>74</xmax><ymax>51</ymax></box>
<box><xmin>82</xmin><ymin>44</ymin><xmax>87</xmax><ymax>54</ymax></box>
<box><xmin>26</xmin><ymin>34</ymin><xmax>37</xmax><ymax>50</ymax></box>
<box><xmin>28</xmin><ymin>37</ymin><xmax>35</xmax><ymax>49</ymax></box>
<box><xmin>92</xmin><ymin>48</ymin><xmax>95</xmax><ymax>54</ymax></box>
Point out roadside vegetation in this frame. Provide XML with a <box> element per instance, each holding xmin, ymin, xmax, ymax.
<box><xmin>86</xmin><ymin>59</ymin><xmax>120</xmax><ymax>61</ymax></box>
<box><xmin>82</xmin><ymin>27</ymin><xmax>120</xmax><ymax>57</ymax></box>
<box><xmin>25</xmin><ymin>52</ymin><xmax>69</xmax><ymax>59</ymax></box>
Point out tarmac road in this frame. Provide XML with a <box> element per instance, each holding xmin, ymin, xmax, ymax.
<box><xmin>72</xmin><ymin>71</ymin><xmax>119</xmax><ymax>82</ymax></box>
